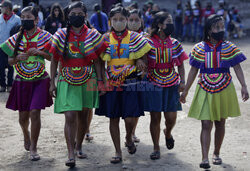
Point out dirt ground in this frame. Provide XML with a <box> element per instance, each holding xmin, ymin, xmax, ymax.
<box><xmin>0</xmin><ymin>38</ymin><xmax>250</xmax><ymax>171</ymax></box>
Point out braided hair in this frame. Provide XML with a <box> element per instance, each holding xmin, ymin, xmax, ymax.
<box><xmin>13</xmin><ymin>6</ymin><xmax>38</xmax><ymax>58</ymax></box>
<box><xmin>62</xmin><ymin>1</ymin><xmax>87</xmax><ymax>59</ymax></box>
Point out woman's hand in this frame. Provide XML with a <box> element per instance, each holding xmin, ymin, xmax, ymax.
<box><xmin>136</xmin><ymin>59</ymin><xmax>147</xmax><ymax>72</ymax></box>
<box><xmin>16</xmin><ymin>53</ymin><xmax>29</xmax><ymax>61</ymax></box>
<box><xmin>179</xmin><ymin>82</ymin><xmax>185</xmax><ymax>92</ymax></box>
<box><xmin>49</xmin><ymin>83</ymin><xmax>57</xmax><ymax>98</ymax></box>
<box><xmin>179</xmin><ymin>90</ymin><xmax>188</xmax><ymax>104</ymax></box>
<box><xmin>27</xmin><ymin>48</ymin><xmax>41</xmax><ymax>56</ymax></box>
<box><xmin>97</xmin><ymin>80</ymin><xmax>106</xmax><ymax>96</ymax></box>
<box><xmin>241</xmin><ymin>86</ymin><xmax>249</xmax><ymax>102</ymax></box>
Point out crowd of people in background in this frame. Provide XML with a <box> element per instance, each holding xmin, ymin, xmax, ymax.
<box><xmin>0</xmin><ymin>0</ymin><xmax>245</xmax><ymax>43</ymax></box>
<box><xmin>0</xmin><ymin>0</ymin><xmax>249</xmax><ymax>169</ymax></box>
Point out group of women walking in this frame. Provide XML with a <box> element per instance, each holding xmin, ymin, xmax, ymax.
<box><xmin>0</xmin><ymin>1</ymin><xmax>249</xmax><ymax>169</ymax></box>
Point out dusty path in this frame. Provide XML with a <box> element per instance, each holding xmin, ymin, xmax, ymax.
<box><xmin>0</xmin><ymin>38</ymin><xmax>250</xmax><ymax>171</ymax></box>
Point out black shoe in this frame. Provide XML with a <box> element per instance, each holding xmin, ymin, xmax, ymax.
<box><xmin>200</xmin><ymin>160</ymin><xmax>211</xmax><ymax>169</ymax></box>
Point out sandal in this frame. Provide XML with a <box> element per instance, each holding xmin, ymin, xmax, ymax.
<box><xmin>125</xmin><ymin>142</ymin><xmax>137</xmax><ymax>154</ymax></box>
<box><xmin>30</xmin><ymin>153</ymin><xmax>40</xmax><ymax>161</ymax></box>
<box><xmin>76</xmin><ymin>151</ymin><xmax>87</xmax><ymax>159</ymax></box>
<box><xmin>150</xmin><ymin>151</ymin><xmax>161</xmax><ymax>160</ymax></box>
<box><xmin>85</xmin><ymin>133</ymin><xmax>94</xmax><ymax>141</ymax></box>
<box><xmin>165</xmin><ymin>136</ymin><xmax>175</xmax><ymax>150</ymax></box>
<box><xmin>200</xmin><ymin>159</ymin><xmax>211</xmax><ymax>169</ymax></box>
<box><xmin>163</xmin><ymin>129</ymin><xmax>175</xmax><ymax>150</ymax></box>
<box><xmin>65</xmin><ymin>159</ymin><xmax>76</xmax><ymax>168</ymax></box>
<box><xmin>110</xmin><ymin>156</ymin><xmax>122</xmax><ymax>164</ymax></box>
<box><xmin>132</xmin><ymin>135</ymin><xmax>140</xmax><ymax>143</ymax></box>
<box><xmin>212</xmin><ymin>155</ymin><xmax>222</xmax><ymax>165</ymax></box>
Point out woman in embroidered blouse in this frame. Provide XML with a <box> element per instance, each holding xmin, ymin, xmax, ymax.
<box><xmin>180</xmin><ymin>14</ymin><xmax>249</xmax><ymax>169</ymax></box>
<box><xmin>49</xmin><ymin>2</ymin><xmax>107</xmax><ymax>168</ymax></box>
<box><xmin>95</xmin><ymin>6</ymin><xmax>151</xmax><ymax>164</ymax></box>
<box><xmin>0</xmin><ymin>6</ymin><xmax>53</xmax><ymax>161</ymax></box>
<box><xmin>144</xmin><ymin>11</ymin><xmax>188</xmax><ymax>160</ymax></box>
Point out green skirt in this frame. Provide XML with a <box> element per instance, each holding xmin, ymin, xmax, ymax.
<box><xmin>54</xmin><ymin>72</ymin><xmax>99</xmax><ymax>114</ymax></box>
<box><xmin>188</xmin><ymin>82</ymin><xmax>241</xmax><ymax>121</ymax></box>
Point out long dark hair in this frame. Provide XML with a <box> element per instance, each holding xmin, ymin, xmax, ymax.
<box><xmin>63</xmin><ymin>1</ymin><xmax>87</xmax><ymax>59</ymax></box>
<box><xmin>203</xmin><ymin>14</ymin><xmax>224</xmax><ymax>41</ymax></box>
<box><xmin>13</xmin><ymin>6</ymin><xmax>38</xmax><ymax>59</ymax></box>
<box><xmin>128</xmin><ymin>9</ymin><xmax>144</xmax><ymax>31</ymax></box>
<box><xmin>195</xmin><ymin>0</ymin><xmax>201</xmax><ymax>9</ymax></box>
<box><xmin>50</xmin><ymin>3</ymin><xmax>65</xmax><ymax>21</ymax></box>
<box><xmin>150</xmin><ymin>11</ymin><xmax>170</xmax><ymax>37</ymax></box>
<box><xmin>94</xmin><ymin>4</ymin><xmax>103</xmax><ymax>31</ymax></box>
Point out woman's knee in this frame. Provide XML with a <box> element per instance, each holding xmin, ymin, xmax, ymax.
<box><xmin>65</xmin><ymin>111</ymin><xmax>77</xmax><ymax>125</ymax></box>
<box><xmin>150</xmin><ymin>112</ymin><xmax>161</xmax><ymax>124</ymax></box>
<box><xmin>215</xmin><ymin>119</ymin><xmax>226</xmax><ymax>129</ymax></box>
<box><xmin>19</xmin><ymin>112</ymin><xmax>29</xmax><ymax>125</ymax></box>
<box><xmin>110</xmin><ymin>118</ymin><xmax>120</xmax><ymax>126</ymax></box>
<box><xmin>29</xmin><ymin>110</ymin><xmax>41</xmax><ymax>122</ymax></box>
<box><xmin>201</xmin><ymin>120</ymin><xmax>213</xmax><ymax>131</ymax></box>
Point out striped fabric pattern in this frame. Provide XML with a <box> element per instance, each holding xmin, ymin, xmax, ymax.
<box><xmin>1</xmin><ymin>30</ymin><xmax>52</xmax><ymax>57</ymax></box>
<box><xmin>190</xmin><ymin>42</ymin><xmax>205</xmax><ymax>63</ymax></box>
<box><xmin>221</xmin><ymin>41</ymin><xmax>242</xmax><ymax>61</ymax></box>
<box><xmin>199</xmin><ymin>73</ymin><xmax>232</xmax><ymax>93</ymax></box>
<box><xmin>61</xmin><ymin>66</ymin><xmax>93</xmax><ymax>85</ymax></box>
<box><xmin>190</xmin><ymin>41</ymin><xmax>244</xmax><ymax>67</ymax></box>
<box><xmin>101</xmin><ymin>31</ymin><xmax>151</xmax><ymax>61</ymax></box>
<box><xmin>105</xmin><ymin>65</ymin><xmax>137</xmax><ymax>86</ymax></box>
<box><xmin>50</xmin><ymin>28</ymin><xmax>105</xmax><ymax>60</ymax></box>
<box><xmin>205</xmin><ymin>52</ymin><xmax>221</xmax><ymax>68</ymax></box>
<box><xmin>155</xmin><ymin>48</ymin><xmax>172</xmax><ymax>63</ymax></box>
<box><xmin>148</xmin><ymin>68</ymin><xmax>180</xmax><ymax>87</ymax></box>
<box><xmin>140</xmin><ymin>31</ymin><xmax>150</xmax><ymax>38</ymax></box>
<box><xmin>147</xmin><ymin>37</ymin><xmax>185</xmax><ymax>87</ymax></box>
<box><xmin>0</xmin><ymin>29</ymin><xmax>52</xmax><ymax>80</ymax></box>
<box><xmin>190</xmin><ymin>41</ymin><xmax>246</xmax><ymax>93</ymax></box>
<box><xmin>148</xmin><ymin>38</ymin><xmax>184</xmax><ymax>61</ymax></box>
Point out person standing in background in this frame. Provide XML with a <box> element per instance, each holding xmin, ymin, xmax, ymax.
<box><xmin>45</xmin><ymin>3</ymin><xmax>66</xmax><ymax>35</ymax></box>
<box><xmin>102</xmin><ymin>0</ymin><xmax>122</xmax><ymax>15</ymax></box>
<box><xmin>217</xmin><ymin>1</ymin><xmax>230</xmax><ymax>39</ymax></box>
<box><xmin>192</xmin><ymin>1</ymin><xmax>203</xmax><ymax>42</ymax></box>
<box><xmin>174</xmin><ymin>1</ymin><xmax>183</xmax><ymax>39</ymax></box>
<box><xmin>204</xmin><ymin>2</ymin><xmax>215</xmax><ymax>23</ymax></box>
<box><xmin>182</xmin><ymin>2</ymin><xmax>193</xmax><ymax>42</ymax></box>
<box><xmin>0</xmin><ymin>0</ymin><xmax>21</xmax><ymax>92</ymax></box>
<box><xmin>90</xmin><ymin>4</ymin><xmax>109</xmax><ymax>34</ymax></box>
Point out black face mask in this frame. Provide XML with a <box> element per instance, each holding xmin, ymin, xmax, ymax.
<box><xmin>211</xmin><ymin>31</ymin><xmax>225</xmax><ymax>41</ymax></box>
<box><xmin>21</xmin><ymin>20</ymin><xmax>35</xmax><ymax>31</ymax></box>
<box><xmin>163</xmin><ymin>24</ymin><xmax>174</xmax><ymax>36</ymax></box>
<box><xmin>69</xmin><ymin>15</ymin><xmax>85</xmax><ymax>28</ymax></box>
